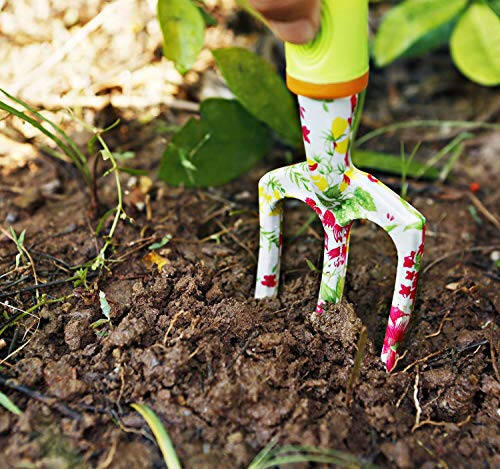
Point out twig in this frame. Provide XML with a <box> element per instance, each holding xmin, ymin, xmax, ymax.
<box><xmin>0</xmin><ymin>294</ymin><xmax>72</xmax><ymax>334</ymax></box>
<box><xmin>0</xmin><ymin>227</ymin><xmax>40</xmax><ymax>299</ymax></box>
<box><xmin>423</xmin><ymin>245</ymin><xmax>500</xmax><ymax>275</ymax></box>
<box><xmin>0</xmin><ymin>373</ymin><xmax>82</xmax><ymax>421</ymax></box>
<box><xmin>97</xmin><ymin>436</ymin><xmax>119</xmax><ymax>469</ymax></box>
<box><xmin>396</xmin><ymin>380</ymin><xmax>411</xmax><ymax>408</ymax></box>
<box><xmin>397</xmin><ymin>350</ymin><xmax>444</xmax><ymax>374</ymax></box>
<box><xmin>346</xmin><ymin>326</ymin><xmax>367</xmax><ymax>406</ymax></box>
<box><xmin>468</xmin><ymin>193</ymin><xmax>500</xmax><ymax>229</ymax></box>
<box><xmin>411</xmin><ymin>369</ymin><xmax>422</xmax><ymax>432</ymax></box>
<box><xmin>215</xmin><ymin>219</ymin><xmax>256</xmax><ymax>262</ymax></box>
<box><xmin>0</xmin><ymin>273</ymin><xmax>97</xmax><ymax>299</ymax></box>
<box><xmin>424</xmin><ymin>311</ymin><xmax>450</xmax><ymax>339</ymax></box>
<box><xmin>489</xmin><ymin>323</ymin><xmax>500</xmax><ymax>382</ymax></box>
<box><xmin>412</xmin><ymin>415</ymin><xmax>471</xmax><ymax>432</ymax></box>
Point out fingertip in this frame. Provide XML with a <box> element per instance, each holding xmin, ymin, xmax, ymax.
<box><xmin>270</xmin><ymin>18</ymin><xmax>318</xmax><ymax>44</ymax></box>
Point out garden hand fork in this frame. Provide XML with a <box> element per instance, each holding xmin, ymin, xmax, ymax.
<box><xmin>255</xmin><ymin>0</ymin><xmax>426</xmax><ymax>372</ymax></box>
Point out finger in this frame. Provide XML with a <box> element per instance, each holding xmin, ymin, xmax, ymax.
<box><xmin>249</xmin><ymin>0</ymin><xmax>321</xmax><ymax>44</ymax></box>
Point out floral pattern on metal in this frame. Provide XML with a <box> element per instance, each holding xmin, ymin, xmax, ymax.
<box><xmin>255</xmin><ymin>94</ymin><xmax>426</xmax><ymax>372</ymax></box>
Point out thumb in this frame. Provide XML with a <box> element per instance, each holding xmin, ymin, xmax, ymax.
<box><xmin>249</xmin><ymin>0</ymin><xmax>321</xmax><ymax>44</ymax></box>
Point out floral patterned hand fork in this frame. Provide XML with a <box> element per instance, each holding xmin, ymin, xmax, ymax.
<box><xmin>255</xmin><ymin>0</ymin><xmax>426</xmax><ymax>372</ymax></box>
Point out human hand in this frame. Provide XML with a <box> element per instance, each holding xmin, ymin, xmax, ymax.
<box><xmin>248</xmin><ymin>0</ymin><xmax>321</xmax><ymax>44</ymax></box>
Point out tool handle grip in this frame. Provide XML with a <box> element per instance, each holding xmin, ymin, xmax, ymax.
<box><xmin>285</xmin><ymin>0</ymin><xmax>369</xmax><ymax>98</ymax></box>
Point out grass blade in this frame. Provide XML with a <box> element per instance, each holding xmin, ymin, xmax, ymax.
<box><xmin>355</xmin><ymin>120</ymin><xmax>499</xmax><ymax>147</ymax></box>
<box><xmin>414</xmin><ymin>132</ymin><xmax>471</xmax><ymax>178</ymax></box>
<box><xmin>352</xmin><ymin>149</ymin><xmax>438</xmax><ymax>179</ymax></box>
<box><xmin>0</xmin><ymin>391</ymin><xmax>22</xmax><ymax>415</ymax></box>
<box><xmin>131</xmin><ymin>403</ymin><xmax>182</xmax><ymax>469</ymax></box>
<box><xmin>0</xmin><ymin>88</ymin><xmax>88</xmax><ymax>168</ymax></box>
<box><xmin>439</xmin><ymin>142</ymin><xmax>464</xmax><ymax>182</ymax></box>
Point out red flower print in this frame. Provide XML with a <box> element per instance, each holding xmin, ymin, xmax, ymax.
<box><xmin>323</xmin><ymin>210</ymin><xmax>336</xmax><ymax>228</ymax></box>
<box><xmin>261</xmin><ymin>275</ymin><xmax>277</xmax><ymax>288</ymax></box>
<box><xmin>410</xmin><ymin>288</ymin><xmax>417</xmax><ymax>301</ymax></box>
<box><xmin>344</xmin><ymin>153</ymin><xmax>350</xmax><ymax>167</ymax></box>
<box><xmin>328</xmin><ymin>245</ymin><xmax>347</xmax><ymax>266</ymax></box>
<box><xmin>418</xmin><ymin>226</ymin><xmax>426</xmax><ymax>255</ymax></box>
<box><xmin>347</xmin><ymin>117</ymin><xmax>352</xmax><ymax>126</ymax></box>
<box><xmin>308</xmin><ymin>162</ymin><xmax>318</xmax><ymax>171</ymax></box>
<box><xmin>316</xmin><ymin>303</ymin><xmax>324</xmax><ymax>314</ymax></box>
<box><xmin>305</xmin><ymin>198</ymin><xmax>322</xmax><ymax>215</ymax></box>
<box><xmin>389</xmin><ymin>306</ymin><xmax>407</xmax><ymax>322</ymax></box>
<box><xmin>328</xmin><ymin>246</ymin><xmax>341</xmax><ymax>260</ymax></box>
<box><xmin>405</xmin><ymin>271</ymin><xmax>416</xmax><ymax>281</ymax></box>
<box><xmin>324</xmin><ymin>231</ymin><xmax>329</xmax><ymax>249</ymax></box>
<box><xmin>403</xmin><ymin>251</ymin><xmax>416</xmax><ymax>268</ymax></box>
<box><xmin>351</xmin><ymin>95</ymin><xmax>357</xmax><ymax>112</ymax></box>
<box><xmin>302</xmin><ymin>125</ymin><xmax>311</xmax><ymax>144</ymax></box>
<box><xmin>384</xmin><ymin>322</ymin><xmax>406</xmax><ymax>348</ymax></box>
<box><xmin>299</xmin><ymin>106</ymin><xmax>305</xmax><ymax>119</ymax></box>
<box><xmin>333</xmin><ymin>223</ymin><xmax>345</xmax><ymax>242</ymax></box>
<box><xmin>385</xmin><ymin>350</ymin><xmax>397</xmax><ymax>372</ymax></box>
<box><xmin>399</xmin><ymin>284</ymin><xmax>411</xmax><ymax>297</ymax></box>
<box><xmin>368</xmin><ymin>174</ymin><xmax>379</xmax><ymax>183</ymax></box>
<box><xmin>386</xmin><ymin>213</ymin><xmax>395</xmax><ymax>222</ymax></box>
<box><xmin>342</xmin><ymin>174</ymin><xmax>351</xmax><ymax>186</ymax></box>
<box><xmin>305</xmin><ymin>198</ymin><xmax>316</xmax><ymax>208</ymax></box>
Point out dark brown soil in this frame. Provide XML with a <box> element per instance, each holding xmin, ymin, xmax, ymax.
<box><xmin>1</xmin><ymin>43</ymin><xmax>499</xmax><ymax>469</ymax></box>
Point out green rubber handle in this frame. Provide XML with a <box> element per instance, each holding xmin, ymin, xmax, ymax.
<box><xmin>285</xmin><ymin>0</ymin><xmax>369</xmax><ymax>85</ymax></box>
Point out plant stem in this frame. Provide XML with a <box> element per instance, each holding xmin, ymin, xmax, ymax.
<box><xmin>356</xmin><ymin>120</ymin><xmax>499</xmax><ymax>147</ymax></box>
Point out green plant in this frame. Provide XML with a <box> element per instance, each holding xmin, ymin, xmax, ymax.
<box><xmin>131</xmin><ymin>402</ymin><xmax>376</xmax><ymax>469</ymax></box>
<box><xmin>131</xmin><ymin>403</ymin><xmax>182</xmax><ymax>469</ymax></box>
<box><xmin>0</xmin><ymin>92</ymin><xmax>133</xmax><ymax>270</ymax></box>
<box><xmin>156</xmin><ymin>1</ymin><xmax>499</xmax><ymax>190</ymax></box>
<box><xmin>373</xmin><ymin>0</ymin><xmax>500</xmax><ymax>86</ymax></box>
<box><xmin>0</xmin><ymin>391</ymin><xmax>21</xmax><ymax>415</ymax></box>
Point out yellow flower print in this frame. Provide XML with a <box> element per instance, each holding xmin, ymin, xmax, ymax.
<box><xmin>331</xmin><ymin>117</ymin><xmax>348</xmax><ymax>140</ymax></box>
<box><xmin>311</xmin><ymin>174</ymin><xmax>328</xmax><ymax>191</ymax></box>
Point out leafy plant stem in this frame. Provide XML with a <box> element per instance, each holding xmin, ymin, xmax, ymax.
<box><xmin>0</xmin><ymin>294</ymin><xmax>73</xmax><ymax>338</ymax></box>
<box><xmin>93</xmin><ymin>132</ymin><xmax>124</xmax><ymax>270</ymax></box>
<box><xmin>351</xmin><ymin>88</ymin><xmax>366</xmax><ymax>144</ymax></box>
<box><xmin>355</xmin><ymin>120</ymin><xmax>499</xmax><ymax>147</ymax></box>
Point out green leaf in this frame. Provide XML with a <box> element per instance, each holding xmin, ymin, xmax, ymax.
<box><xmin>193</xmin><ymin>1</ymin><xmax>217</xmax><ymax>26</ymax></box>
<box><xmin>404</xmin><ymin>220</ymin><xmax>425</xmax><ymax>231</ymax></box>
<box><xmin>353</xmin><ymin>187</ymin><xmax>376</xmax><ymax>212</ymax></box>
<box><xmin>487</xmin><ymin>0</ymin><xmax>500</xmax><ymax>16</ymax></box>
<box><xmin>335</xmin><ymin>197</ymin><xmax>362</xmax><ymax>226</ymax></box>
<box><xmin>450</xmin><ymin>3</ymin><xmax>500</xmax><ymax>86</ymax></box>
<box><xmin>157</xmin><ymin>0</ymin><xmax>205</xmax><ymax>74</ymax></box>
<box><xmin>158</xmin><ymin>98</ymin><xmax>272</xmax><ymax>187</ymax></box>
<box><xmin>305</xmin><ymin>259</ymin><xmax>319</xmax><ymax>273</ymax></box>
<box><xmin>352</xmin><ymin>149</ymin><xmax>439</xmax><ymax>180</ymax></box>
<box><xmin>131</xmin><ymin>403</ymin><xmax>182</xmax><ymax>469</ymax></box>
<box><xmin>401</xmin><ymin>15</ymin><xmax>458</xmax><ymax>59</ymax></box>
<box><xmin>320</xmin><ymin>281</ymin><xmax>337</xmax><ymax>303</ymax></box>
<box><xmin>117</xmin><ymin>167</ymin><xmax>149</xmax><ymax>176</ymax></box>
<box><xmin>323</xmin><ymin>185</ymin><xmax>343</xmax><ymax>200</ymax></box>
<box><xmin>212</xmin><ymin>47</ymin><xmax>301</xmax><ymax>146</ymax></box>
<box><xmin>373</xmin><ymin>0</ymin><xmax>468</xmax><ymax>66</ymax></box>
<box><xmin>90</xmin><ymin>318</ymin><xmax>110</xmax><ymax>329</ymax></box>
<box><xmin>149</xmin><ymin>235</ymin><xmax>173</xmax><ymax>250</ymax></box>
<box><xmin>99</xmin><ymin>290</ymin><xmax>111</xmax><ymax>320</ymax></box>
<box><xmin>335</xmin><ymin>276</ymin><xmax>345</xmax><ymax>301</ymax></box>
<box><xmin>0</xmin><ymin>391</ymin><xmax>21</xmax><ymax>415</ymax></box>
<box><xmin>385</xmin><ymin>224</ymin><xmax>398</xmax><ymax>233</ymax></box>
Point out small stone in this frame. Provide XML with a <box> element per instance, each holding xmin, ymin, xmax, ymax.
<box><xmin>5</xmin><ymin>212</ymin><xmax>18</xmax><ymax>223</ymax></box>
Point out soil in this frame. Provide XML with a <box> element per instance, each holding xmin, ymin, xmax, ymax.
<box><xmin>1</xmin><ymin>3</ymin><xmax>499</xmax><ymax>469</ymax></box>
